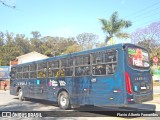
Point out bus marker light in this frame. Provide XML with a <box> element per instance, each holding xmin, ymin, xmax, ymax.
<box><xmin>128</xmin><ymin>99</ymin><xmax>134</xmax><ymax>102</ymax></box>
<box><xmin>84</xmin><ymin>89</ymin><xmax>89</xmax><ymax>92</ymax></box>
<box><xmin>113</xmin><ymin>90</ymin><xmax>121</xmax><ymax>93</ymax></box>
<box><xmin>109</xmin><ymin>98</ymin><xmax>113</xmax><ymax>100</ymax></box>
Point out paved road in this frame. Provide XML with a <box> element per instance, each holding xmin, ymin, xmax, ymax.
<box><xmin>0</xmin><ymin>90</ymin><xmax>159</xmax><ymax>120</ymax></box>
<box><xmin>153</xmin><ymin>86</ymin><xmax>160</xmax><ymax>94</ymax></box>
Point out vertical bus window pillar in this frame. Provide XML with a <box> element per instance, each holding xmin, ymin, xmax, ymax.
<box><xmin>73</xmin><ymin>57</ymin><xmax>75</xmax><ymax>77</ymax></box>
<box><xmin>90</xmin><ymin>54</ymin><xmax>93</xmax><ymax>75</ymax></box>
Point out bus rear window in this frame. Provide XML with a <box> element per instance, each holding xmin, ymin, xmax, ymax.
<box><xmin>127</xmin><ymin>47</ymin><xmax>150</xmax><ymax>68</ymax></box>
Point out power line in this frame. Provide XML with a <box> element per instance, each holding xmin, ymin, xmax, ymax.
<box><xmin>132</xmin><ymin>10</ymin><xmax>160</xmax><ymax>23</ymax></box>
<box><xmin>134</xmin><ymin>18</ymin><xmax>160</xmax><ymax>28</ymax></box>
<box><xmin>122</xmin><ymin>1</ymin><xmax>160</xmax><ymax>32</ymax></box>
<box><xmin>128</xmin><ymin>6</ymin><xmax>160</xmax><ymax>21</ymax></box>
<box><xmin>0</xmin><ymin>0</ymin><xmax>16</xmax><ymax>8</ymax></box>
<box><xmin>125</xmin><ymin>0</ymin><xmax>160</xmax><ymax>19</ymax></box>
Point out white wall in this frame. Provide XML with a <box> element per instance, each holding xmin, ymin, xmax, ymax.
<box><xmin>18</xmin><ymin>52</ymin><xmax>48</xmax><ymax>64</ymax></box>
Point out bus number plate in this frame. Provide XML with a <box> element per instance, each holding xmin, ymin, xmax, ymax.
<box><xmin>141</xmin><ymin>86</ymin><xmax>146</xmax><ymax>90</ymax></box>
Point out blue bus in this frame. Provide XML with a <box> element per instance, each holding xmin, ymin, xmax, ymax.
<box><xmin>10</xmin><ymin>43</ymin><xmax>153</xmax><ymax>110</ymax></box>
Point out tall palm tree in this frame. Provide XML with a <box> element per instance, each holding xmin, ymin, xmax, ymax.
<box><xmin>99</xmin><ymin>11</ymin><xmax>132</xmax><ymax>44</ymax></box>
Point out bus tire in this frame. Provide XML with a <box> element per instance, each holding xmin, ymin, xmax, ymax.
<box><xmin>58</xmin><ymin>91</ymin><xmax>70</xmax><ymax>110</ymax></box>
<box><xmin>18</xmin><ymin>89</ymin><xmax>24</xmax><ymax>101</ymax></box>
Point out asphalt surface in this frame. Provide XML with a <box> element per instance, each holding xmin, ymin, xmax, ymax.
<box><xmin>0</xmin><ymin>90</ymin><xmax>159</xmax><ymax>120</ymax></box>
<box><xmin>153</xmin><ymin>86</ymin><xmax>160</xmax><ymax>94</ymax></box>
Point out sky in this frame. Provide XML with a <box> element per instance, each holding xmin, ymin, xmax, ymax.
<box><xmin>0</xmin><ymin>0</ymin><xmax>160</xmax><ymax>43</ymax></box>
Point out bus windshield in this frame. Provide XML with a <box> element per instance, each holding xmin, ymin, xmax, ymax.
<box><xmin>127</xmin><ymin>46</ymin><xmax>150</xmax><ymax>69</ymax></box>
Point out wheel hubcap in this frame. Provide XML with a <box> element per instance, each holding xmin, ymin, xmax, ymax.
<box><xmin>60</xmin><ymin>95</ymin><xmax>67</xmax><ymax>106</ymax></box>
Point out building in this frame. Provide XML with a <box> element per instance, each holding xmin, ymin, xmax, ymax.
<box><xmin>10</xmin><ymin>51</ymin><xmax>49</xmax><ymax>65</ymax></box>
<box><xmin>1</xmin><ymin>52</ymin><xmax>49</xmax><ymax>90</ymax></box>
<box><xmin>0</xmin><ymin>66</ymin><xmax>10</xmax><ymax>90</ymax></box>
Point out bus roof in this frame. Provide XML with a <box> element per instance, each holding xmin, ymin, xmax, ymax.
<box><xmin>11</xmin><ymin>43</ymin><xmax>147</xmax><ymax>67</ymax></box>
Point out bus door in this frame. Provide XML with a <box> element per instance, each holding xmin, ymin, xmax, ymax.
<box><xmin>33</xmin><ymin>62</ymin><xmax>48</xmax><ymax>99</ymax></box>
<box><xmin>72</xmin><ymin>55</ymin><xmax>91</xmax><ymax>105</ymax></box>
<box><xmin>90</xmin><ymin>49</ymin><xmax>122</xmax><ymax>105</ymax></box>
<box><xmin>73</xmin><ymin>75</ymin><xmax>91</xmax><ymax>105</ymax></box>
<box><xmin>125</xmin><ymin>45</ymin><xmax>153</xmax><ymax>104</ymax></box>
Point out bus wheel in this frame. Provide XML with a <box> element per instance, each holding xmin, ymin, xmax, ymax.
<box><xmin>18</xmin><ymin>89</ymin><xmax>24</xmax><ymax>101</ymax></box>
<box><xmin>58</xmin><ymin>91</ymin><xmax>70</xmax><ymax>110</ymax></box>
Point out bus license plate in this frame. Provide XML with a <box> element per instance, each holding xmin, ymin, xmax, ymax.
<box><xmin>141</xmin><ymin>86</ymin><xmax>146</xmax><ymax>90</ymax></box>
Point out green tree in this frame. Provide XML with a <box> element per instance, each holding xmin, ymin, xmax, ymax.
<box><xmin>99</xmin><ymin>11</ymin><xmax>132</xmax><ymax>44</ymax></box>
<box><xmin>31</xmin><ymin>31</ymin><xmax>41</xmax><ymax>39</ymax></box>
<box><xmin>76</xmin><ymin>32</ymin><xmax>99</xmax><ymax>50</ymax></box>
<box><xmin>64</xmin><ymin>44</ymin><xmax>82</xmax><ymax>54</ymax></box>
<box><xmin>55</xmin><ymin>37</ymin><xmax>77</xmax><ymax>55</ymax></box>
<box><xmin>30</xmin><ymin>31</ymin><xmax>43</xmax><ymax>53</ymax></box>
<box><xmin>0</xmin><ymin>30</ymin><xmax>101</xmax><ymax>65</ymax></box>
<box><xmin>96</xmin><ymin>42</ymin><xmax>107</xmax><ymax>48</ymax></box>
<box><xmin>131</xmin><ymin>22</ymin><xmax>160</xmax><ymax>61</ymax></box>
<box><xmin>14</xmin><ymin>34</ymin><xmax>31</xmax><ymax>54</ymax></box>
<box><xmin>0</xmin><ymin>32</ymin><xmax>5</xmax><ymax>46</ymax></box>
<box><xmin>0</xmin><ymin>31</ymin><xmax>21</xmax><ymax>65</ymax></box>
<box><xmin>40</xmin><ymin>36</ymin><xmax>77</xmax><ymax>56</ymax></box>
<box><xmin>40</xmin><ymin>36</ymin><xmax>55</xmax><ymax>56</ymax></box>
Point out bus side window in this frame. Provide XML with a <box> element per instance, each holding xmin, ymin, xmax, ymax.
<box><xmin>75</xmin><ymin>67</ymin><xmax>81</xmax><ymax>76</ymax></box>
<box><xmin>17</xmin><ymin>67</ymin><xmax>23</xmax><ymax>79</ymax></box>
<box><xmin>61</xmin><ymin>58</ymin><xmax>73</xmax><ymax>77</ymax></box>
<box><xmin>106</xmin><ymin>64</ymin><xmax>113</xmax><ymax>74</ymax></box>
<box><xmin>99</xmin><ymin>65</ymin><xmax>106</xmax><ymax>74</ymax></box>
<box><xmin>75</xmin><ymin>55</ymin><xmax>90</xmax><ymax>76</ymax></box>
<box><xmin>10</xmin><ymin>67</ymin><xmax>16</xmax><ymax>79</ymax></box>
<box><xmin>48</xmin><ymin>61</ymin><xmax>53</xmax><ymax>77</ymax></box>
<box><xmin>93</xmin><ymin>65</ymin><xmax>106</xmax><ymax>75</ymax></box>
<box><xmin>51</xmin><ymin>60</ymin><xmax>60</xmax><ymax>77</ymax></box>
<box><xmin>92</xmin><ymin>49</ymin><xmax>117</xmax><ymax>76</ymax></box>
<box><xmin>112</xmin><ymin>64</ymin><xmax>117</xmax><ymax>73</ymax></box>
<box><xmin>37</xmin><ymin>62</ymin><xmax>47</xmax><ymax>78</ymax></box>
<box><xmin>23</xmin><ymin>65</ymin><xmax>29</xmax><ymax>79</ymax></box>
<box><xmin>64</xmin><ymin>68</ymin><xmax>73</xmax><ymax>76</ymax></box>
<box><xmin>30</xmin><ymin>64</ymin><xmax>36</xmax><ymax>78</ymax></box>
